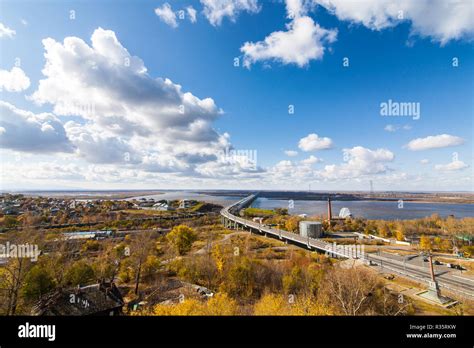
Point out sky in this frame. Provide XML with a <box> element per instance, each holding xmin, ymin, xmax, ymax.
<box><xmin>0</xmin><ymin>0</ymin><xmax>473</xmax><ymax>191</ymax></box>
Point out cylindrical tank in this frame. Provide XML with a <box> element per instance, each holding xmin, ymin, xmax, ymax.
<box><xmin>299</xmin><ymin>221</ymin><xmax>323</xmax><ymax>238</ymax></box>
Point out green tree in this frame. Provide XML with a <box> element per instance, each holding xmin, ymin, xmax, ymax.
<box><xmin>64</xmin><ymin>261</ymin><xmax>95</xmax><ymax>286</ymax></box>
<box><xmin>21</xmin><ymin>266</ymin><xmax>56</xmax><ymax>301</ymax></box>
<box><xmin>166</xmin><ymin>225</ymin><xmax>197</xmax><ymax>255</ymax></box>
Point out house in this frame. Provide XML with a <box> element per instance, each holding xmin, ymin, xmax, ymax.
<box><xmin>179</xmin><ymin>199</ymin><xmax>197</xmax><ymax>209</ymax></box>
<box><xmin>152</xmin><ymin>201</ymin><xmax>169</xmax><ymax>211</ymax></box>
<box><xmin>31</xmin><ymin>280</ymin><xmax>124</xmax><ymax>316</ymax></box>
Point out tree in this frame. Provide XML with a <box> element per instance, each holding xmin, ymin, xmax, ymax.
<box><xmin>285</xmin><ymin>217</ymin><xmax>300</xmax><ymax>233</ymax></box>
<box><xmin>21</xmin><ymin>266</ymin><xmax>55</xmax><ymax>301</ymax></box>
<box><xmin>206</xmin><ymin>293</ymin><xmax>238</xmax><ymax>315</ymax></box>
<box><xmin>419</xmin><ymin>235</ymin><xmax>432</xmax><ymax>251</ymax></box>
<box><xmin>64</xmin><ymin>261</ymin><xmax>95</xmax><ymax>286</ymax></box>
<box><xmin>129</xmin><ymin>231</ymin><xmax>155</xmax><ymax>295</ymax></box>
<box><xmin>166</xmin><ymin>225</ymin><xmax>197</xmax><ymax>255</ymax></box>
<box><xmin>282</xmin><ymin>266</ymin><xmax>304</xmax><ymax>294</ymax></box>
<box><xmin>318</xmin><ymin>266</ymin><xmax>381</xmax><ymax>315</ymax></box>
<box><xmin>223</xmin><ymin>257</ymin><xmax>258</xmax><ymax>299</ymax></box>
<box><xmin>0</xmin><ymin>231</ymin><xmax>35</xmax><ymax>315</ymax></box>
<box><xmin>254</xmin><ymin>294</ymin><xmax>287</xmax><ymax>315</ymax></box>
<box><xmin>395</xmin><ymin>223</ymin><xmax>406</xmax><ymax>241</ymax></box>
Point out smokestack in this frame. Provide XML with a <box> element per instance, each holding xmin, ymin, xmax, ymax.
<box><xmin>327</xmin><ymin>196</ymin><xmax>332</xmax><ymax>223</ymax></box>
<box><xmin>428</xmin><ymin>253</ymin><xmax>436</xmax><ymax>282</ymax></box>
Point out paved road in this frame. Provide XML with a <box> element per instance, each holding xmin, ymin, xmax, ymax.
<box><xmin>220</xmin><ymin>194</ymin><xmax>474</xmax><ymax>299</ymax></box>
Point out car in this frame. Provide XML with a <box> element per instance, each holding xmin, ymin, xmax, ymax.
<box><xmin>433</xmin><ymin>260</ymin><xmax>441</xmax><ymax>265</ymax></box>
<box><xmin>423</xmin><ymin>257</ymin><xmax>429</xmax><ymax>262</ymax></box>
<box><xmin>447</xmin><ymin>263</ymin><xmax>453</xmax><ymax>268</ymax></box>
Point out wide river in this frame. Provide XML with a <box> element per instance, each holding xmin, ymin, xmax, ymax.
<box><xmin>132</xmin><ymin>191</ymin><xmax>473</xmax><ymax>220</ymax></box>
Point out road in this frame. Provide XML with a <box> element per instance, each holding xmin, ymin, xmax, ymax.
<box><xmin>220</xmin><ymin>194</ymin><xmax>474</xmax><ymax>299</ymax></box>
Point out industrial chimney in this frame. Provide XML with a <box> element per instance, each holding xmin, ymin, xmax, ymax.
<box><xmin>327</xmin><ymin>196</ymin><xmax>332</xmax><ymax>223</ymax></box>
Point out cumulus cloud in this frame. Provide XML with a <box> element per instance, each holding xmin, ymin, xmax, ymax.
<box><xmin>284</xmin><ymin>150</ymin><xmax>298</xmax><ymax>157</ymax></box>
<box><xmin>298</xmin><ymin>133</ymin><xmax>333</xmax><ymax>151</ymax></box>
<box><xmin>0</xmin><ymin>67</ymin><xmax>30</xmax><ymax>92</ymax></box>
<box><xmin>155</xmin><ymin>3</ymin><xmax>178</xmax><ymax>28</ymax></box>
<box><xmin>27</xmin><ymin>28</ymin><xmax>261</xmax><ymax>179</ymax></box>
<box><xmin>241</xmin><ymin>12</ymin><xmax>337</xmax><ymax>68</ymax></box>
<box><xmin>0</xmin><ymin>22</ymin><xmax>15</xmax><ymax>39</ymax></box>
<box><xmin>435</xmin><ymin>160</ymin><xmax>469</xmax><ymax>171</ymax></box>
<box><xmin>314</xmin><ymin>0</ymin><xmax>474</xmax><ymax>45</ymax></box>
<box><xmin>301</xmin><ymin>155</ymin><xmax>321</xmax><ymax>164</ymax></box>
<box><xmin>187</xmin><ymin>6</ymin><xmax>198</xmax><ymax>23</ymax></box>
<box><xmin>317</xmin><ymin>146</ymin><xmax>394</xmax><ymax>180</ymax></box>
<box><xmin>405</xmin><ymin>134</ymin><xmax>464</xmax><ymax>151</ymax></box>
<box><xmin>0</xmin><ymin>101</ymin><xmax>73</xmax><ymax>153</ymax></box>
<box><xmin>201</xmin><ymin>0</ymin><xmax>260</xmax><ymax>26</ymax></box>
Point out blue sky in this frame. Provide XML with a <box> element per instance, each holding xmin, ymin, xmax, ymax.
<box><xmin>0</xmin><ymin>0</ymin><xmax>473</xmax><ymax>191</ymax></box>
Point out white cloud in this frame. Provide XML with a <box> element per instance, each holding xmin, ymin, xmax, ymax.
<box><xmin>0</xmin><ymin>101</ymin><xmax>73</xmax><ymax>153</ymax></box>
<box><xmin>241</xmin><ymin>15</ymin><xmax>337</xmax><ymax>68</ymax></box>
<box><xmin>384</xmin><ymin>124</ymin><xmax>396</xmax><ymax>132</ymax></box>
<box><xmin>317</xmin><ymin>146</ymin><xmax>394</xmax><ymax>180</ymax></box>
<box><xmin>284</xmin><ymin>150</ymin><xmax>298</xmax><ymax>157</ymax></box>
<box><xmin>301</xmin><ymin>155</ymin><xmax>321</xmax><ymax>164</ymax></box>
<box><xmin>187</xmin><ymin>6</ymin><xmax>198</xmax><ymax>23</ymax></box>
<box><xmin>435</xmin><ymin>160</ymin><xmax>469</xmax><ymax>171</ymax></box>
<box><xmin>201</xmin><ymin>0</ymin><xmax>260</xmax><ymax>26</ymax></box>
<box><xmin>155</xmin><ymin>3</ymin><xmax>178</xmax><ymax>28</ymax></box>
<box><xmin>298</xmin><ymin>133</ymin><xmax>333</xmax><ymax>151</ymax></box>
<box><xmin>0</xmin><ymin>22</ymin><xmax>15</xmax><ymax>39</ymax></box>
<box><xmin>27</xmin><ymin>28</ymin><xmax>262</xmax><ymax>179</ymax></box>
<box><xmin>21</xmin><ymin>19</ymin><xmax>28</xmax><ymax>26</ymax></box>
<box><xmin>420</xmin><ymin>159</ymin><xmax>430</xmax><ymax>164</ymax></box>
<box><xmin>314</xmin><ymin>0</ymin><xmax>474</xmax><ymax>45</ymax></box>
<box><xmin>0</xmin><ymin>67</ymin><xmax>30</xmax><ymax>92</ymax></box>
<box><xmin>406</xmin><ymin>134</ymin><xmax>464</xmax><ymax>151</ymax></box>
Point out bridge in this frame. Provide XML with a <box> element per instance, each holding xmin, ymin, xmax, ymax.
<box><xmin>220</xmin><ymin>194</ymin><xmax>474</xmax><ymax>298</ymax></box>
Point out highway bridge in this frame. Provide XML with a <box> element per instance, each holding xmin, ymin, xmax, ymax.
<box><xmin>221</xmin><ymin>194</ymin><xmax>474</xmax><ymax>299</ymax></box>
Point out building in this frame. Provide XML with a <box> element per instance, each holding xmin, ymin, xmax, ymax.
<box><xmin>152</xmin><ymin>201</ymin><xmax>169</xmax><ymax>211</ymax></box>
<box><xmin>299</xmin><ymin>221</ymin><xmax>323</xmax><ymax>238</ymax></box>
<box><xmin>31</xmin><ymin>280</ymin><xmax>124</xmax><ymax>316</ymax></box>
<box><xmin>179</xmin><ymin>199</ymin><xmax>196</xmax><ymax>209</ymax></box>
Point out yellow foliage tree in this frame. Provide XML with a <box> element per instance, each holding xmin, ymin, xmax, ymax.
<box><xmin>153</xmin><ymin>299</ymin><xmax>206</xmax><ymax>315</ymax></box>
<box><xmin>212</xmin><ymin>244</ymin><xmax>225</xmax><ymax>273</ymax></box>
<box><xmin>254</xmin><ymin>294</ymin><xmax>287</xmax><ymax>315</ymax></box>
<box><xmin>206</xmin><ymin>293</ymin><xmax>238</xmax><ymax>315</ymax></box>
<box><xmin>419</xmin><ymin>235</ymin><xmax>432</xmax><ymax>251</ymax></box>
<box><xmin>166</xmin><ymin>225</ymin><xmax>197</xmax><ymax>255</ymax></box>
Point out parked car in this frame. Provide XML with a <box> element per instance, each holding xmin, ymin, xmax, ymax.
<box><xmin>447</xmin><ymin>263</ymin><xmax>453</xmax><ymax>268</ymax></box>
<box><xmin>433</xmin><ymin>260</ymin><xmax>442</xmax><ymax>265</ymax></box>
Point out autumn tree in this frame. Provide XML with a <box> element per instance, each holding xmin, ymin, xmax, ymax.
<box><xmin>285</xmin><ymin>217</ymin><xmax>300</xmax><ymax>233</ymax></box>
<box><xmin>419</xmin><ymin>235</ymin><xmax>432</xmax><ymax>251</ymax></box>
<box><xmin>166</xmin><ymin>225</ymin><xmax>197</xmax><ymax>255</ymax></box>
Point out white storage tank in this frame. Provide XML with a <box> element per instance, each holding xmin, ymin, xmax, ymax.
<box><xmin>299</xmin><ymin>221</ymin><xmax>323</xmax><ymax>238</ymax></box>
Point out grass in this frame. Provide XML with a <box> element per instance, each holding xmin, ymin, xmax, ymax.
<box><xmin>243</xmin><ymin>207</ymin><xmax>275</xmax><ymax>217</ymax></box>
